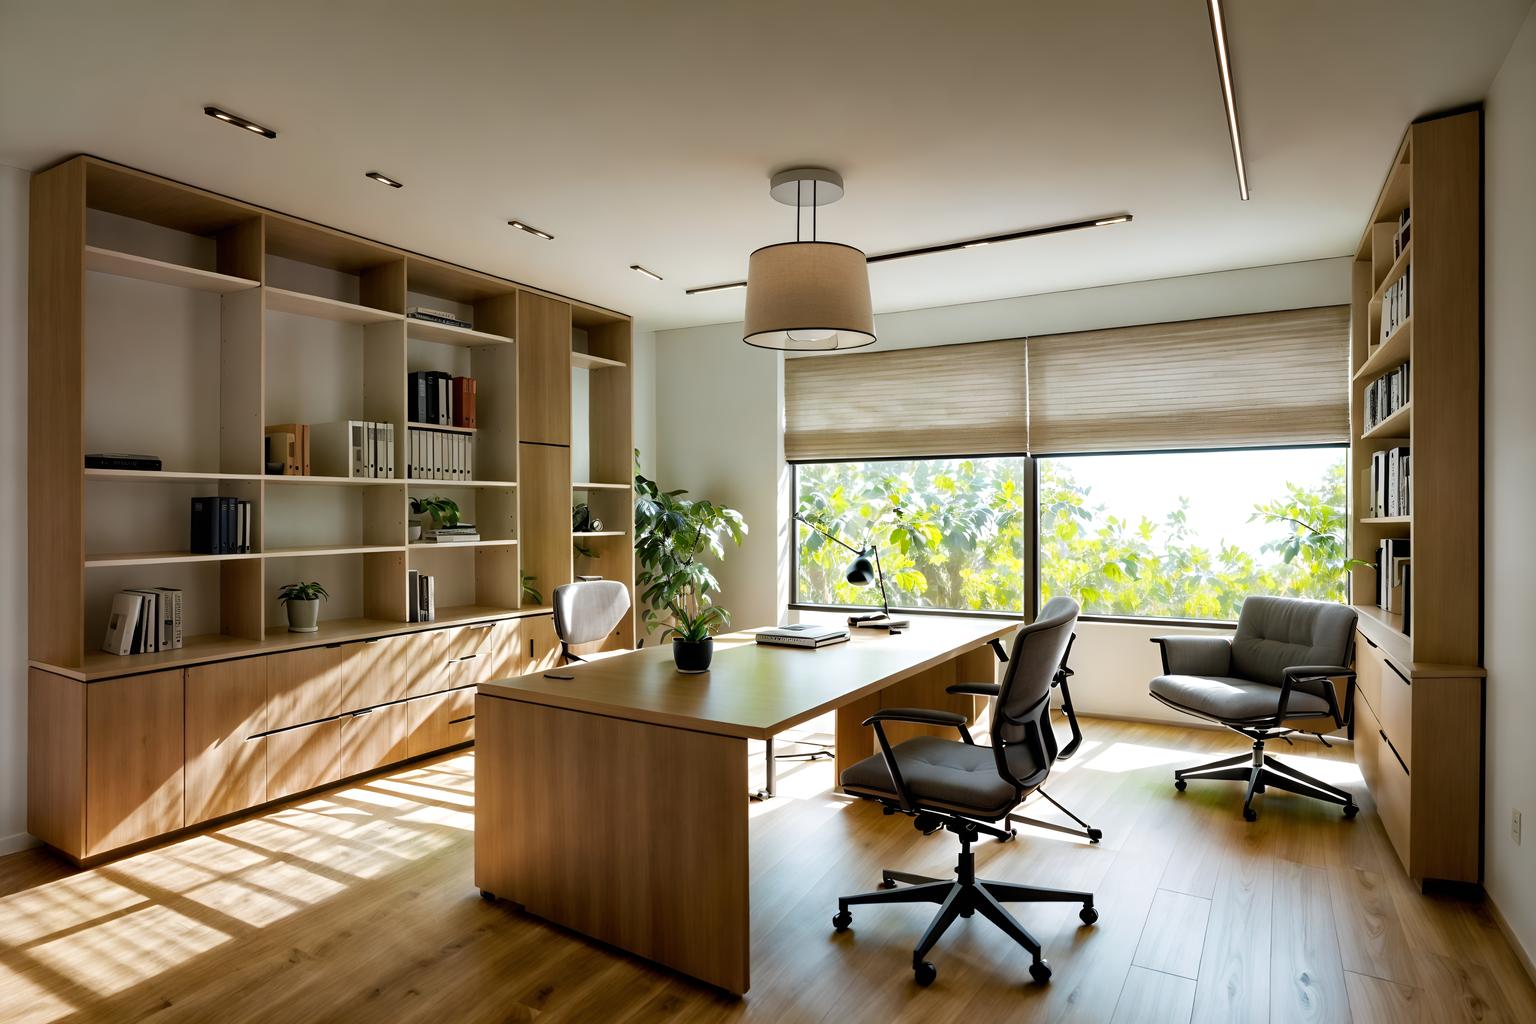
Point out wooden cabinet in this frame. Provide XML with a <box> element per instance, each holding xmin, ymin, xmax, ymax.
<box><xmin>85</xmin><ymin>670</ymin><xmax>185</xmax><ymax>857</ymax></box>
<box><xmin>267</xmin><ymin>718</ymin><xmax>341</xmax><ymax>801</ymax></box>
<box><xmin>340</xmin><ymin>704</ymin><xmax>409</xmax><ymax>778</ymax></box>
<box><xmin>269</xmin><ymin>645</ymin><xmax>348</xmax><ymax>729</ymax></box>
<box><xmin>186</xmin><ymin>658</ymin><xmax>268</xmax><ymax>825</ymax></box>
<box><xmin>518</xmin><ymin>293</ymin><xmax>572</xmax><ymax>445</ymax></box>
<box><xmin>406</xmin><ymin>687</ymin><xmax>476</xmax><ymax>757</ymax></box>
<box><xmin>524</xmin><ymin>614</ymin><xmax>562</xmax><ymax>672</ymax></box>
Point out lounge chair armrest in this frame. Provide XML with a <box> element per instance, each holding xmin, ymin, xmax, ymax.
<box><xmin>1150</xmin><ymin>635</ymin><xmax>1233</xmax><ymax>676</ymax></box>
<box><xmin>945</xmin><ymin>682</ymin><xmax>1001</xmax><ymax>697</ymax></box>
<box><xmin>864</xmin><ymin>707</ymin><xmax>968</xmax><ymax>728</ymax></box>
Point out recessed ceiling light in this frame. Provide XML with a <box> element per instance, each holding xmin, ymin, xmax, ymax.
<box><xmin>1206</xmin><ymin>0</ymin><xmax>1249</xmax><ymax>200</ymax></box>
<box><xmin>507</xmin><ymin>220</ymin><xmax>554</xmax><ymax>240</ymax></box>
<box><xmin>630</xmin><ymin>264</ymin><xmax>664</xmax><ymax>282</ymax></box>
<box><xmin>203</xmin><ymin>105</ymin><xmax>276</xmax><ymax>139</ymax></box>
<box><xmin>685</xmin><ymin>213</ymin><xmax>1133</xmax><ymax>294</ymax></box>
<box><xmin>365</xmin><ymin>171</ymin><xmax>404</xmax><ymax>188</ymax></box>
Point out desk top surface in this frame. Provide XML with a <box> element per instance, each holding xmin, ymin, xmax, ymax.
<box><xmin>478</xmin><ymin>612</ymin><xmax>1018</xmax><ymax>738</ymax></box>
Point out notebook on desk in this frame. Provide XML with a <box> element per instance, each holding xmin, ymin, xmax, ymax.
<box><xmin>753</xmin><ymin>623</ymin><xmax>851</xmax><ymax>648</ymax></box>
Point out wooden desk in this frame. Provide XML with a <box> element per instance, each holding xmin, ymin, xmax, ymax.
<box><xmin>473</xmin><ymin>613</ymin><xmax>1016</xmax><ymax>995</ymax></box>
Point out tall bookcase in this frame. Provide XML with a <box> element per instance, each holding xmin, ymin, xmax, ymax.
<box><xmin>27</xmin><ymin>156</ymin><xmax>634</xmax><ymax>860</ymax></box>
<box><xmin>1347</xmin><ymin>110</ymin><xmax>1484</xmax><ymax>884</ymax></box>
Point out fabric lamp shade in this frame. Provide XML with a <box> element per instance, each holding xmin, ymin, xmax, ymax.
<box><xmin>743</xmin><ymin>241</ymin><xmax>875</xmax><ymax>351</ymax></box>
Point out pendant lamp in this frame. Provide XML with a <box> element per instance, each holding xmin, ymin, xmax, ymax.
<box><xmin>743</xmin><ymin>168</ymin><xmax>875</xmax><ymax>351</ymax></box>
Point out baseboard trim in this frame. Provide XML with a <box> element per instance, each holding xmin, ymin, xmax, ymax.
<box><xmin>1486</xmin><ymin>893</ymin><xmax>1536</xmax><ymax>988</ymax></box>
<box><xmin>0</xmin><ymin>831</ymin><xmax>41</xmax><ymax>857</ymax></box>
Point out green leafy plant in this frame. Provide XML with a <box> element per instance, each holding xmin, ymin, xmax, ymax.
<box><xmin>660</xmin><ymin>602</ymin><xmax>730</xmax><ymax>643</ymax></box>
<box><xmin>521</xmin><ymin>572</ymin><xmax>542</xmax><ymax>605</ymax></box>
<box><xmin>277</xmin><ymin>581</ymin><xmax>329</xmax><ymax>604</ymax></box>
<box><xmin>634</xmin><ymin>450</ymin><xmax>747</xmax><ymax>639</ymax></box>
<box><xmin>410</xmin><ymin>495</ymin><xmax>461</xmax><ymax>528</ymax></box>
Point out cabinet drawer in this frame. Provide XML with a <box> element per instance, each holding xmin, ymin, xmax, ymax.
<box><xmin>1354</xmin><ymin>630</ymin><xmax>1383</xmax><ymax>717</ymax></box>
<box><xmin>268</xmin><ymin>645</ymin><xmax>347</xmax><ymax>729</ymax></box>
<box><xmin>406</xmin><ymin>686</ymin><xmax>476</xmax><ymax>757</ymax></box>
<box><xmin>340</xmin><ymin>703</ymin><xmax>409</xmax><ymax>778</ymax></box>
<box><xmin>1375</xmin><ymin>728</ymin><xmax>1412</xmax><ymax>869</ymax></box>
<box><xmin>443</xmin><ymin>621</ymin><xmax>499</xmax><ymax>661</ymax></box>
<box><xmin>346</xmin><ymin>635</ymin><xmax>414</xmax><ymax>709</ymax></box>
<box><xmin>267</xmin><ymin>718</ymin><xmax>341</xmax><ymax>801</ymax></box>
<box><xmin>1378</xmin><ymin>655</ymin><xmax>1413</xmax><ymax>769</ymax></box>
<box><xmin>523</xmin><ymin>614</ymin><xmax>562</xmax><ymax>672</ymax></box>
<box><xmin>1354</xmin><ymin>696</ymin><xmax>1382</xmax><ymax>795</ymax></box>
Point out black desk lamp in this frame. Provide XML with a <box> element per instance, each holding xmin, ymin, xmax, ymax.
<box><xmin>793</xmin><ymin>513</ymin><xmax>910</xmax><ymax>629</ymax></box>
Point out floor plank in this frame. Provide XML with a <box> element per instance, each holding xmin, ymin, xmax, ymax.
<box><xmin>0</xmin><ymin>717</ymin><xmax>1531</xmax><ymax>1024</ymax></box>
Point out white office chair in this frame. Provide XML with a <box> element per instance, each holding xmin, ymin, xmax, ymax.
<box><xmin>551</xmin><ymin>578</ymin><xmax>632</xmax><ymax>663</ymax></box>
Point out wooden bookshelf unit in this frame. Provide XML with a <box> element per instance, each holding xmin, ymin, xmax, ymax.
<box><xmin>27</xmin><ymin>156</ymin><xmax>634</xmax><ymax>861</ymax></box>
<box><xmin>1347</xmin><ymin>111</ymin><xmax>1484</xmax><ymax>884</ymax></box>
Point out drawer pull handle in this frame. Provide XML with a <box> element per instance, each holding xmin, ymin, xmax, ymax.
<box><xmin>1386</xmin><ymin>660</ymin><xmax>1411</xmax><ymax>686</ymax></box>
<box><xmin>449</xmin><ymin>714</ymin><xmax>475</xmax><ymax>725</ymax></box>
<box><xmin>458</xmin><ymin>653</ymin><xmax>478</xmax><ymax>662</ymax></box>
<box><xmin>1380</xmin><ymin>730</ymin><xmax>1410</xmax><ymax>775</ymax></box>
<box><xmin>351</xmin><ymin>708</ymin><xmax>373</xmax><ymax>717</ymax></box>
<box><xmin>1362</xmin><ymin>635</ymin><xmax>1379</xmax><ymax>649</ymax></box>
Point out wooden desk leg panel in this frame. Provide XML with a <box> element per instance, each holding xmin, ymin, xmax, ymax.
<box><xmin>833</xmin><ymin>643</ymin><xmax>992</xmax><ymax>788</ymax></box>
<box><xmin>475</xmin><ymin>695</ymin><xmax>751</xmax><ymax>995</ymax></box>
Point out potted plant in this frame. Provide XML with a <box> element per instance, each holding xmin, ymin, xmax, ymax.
<box><xmin>410</xmin><ymin>495</ymin><xmax>461</xmax><ymax>542</ymax></box>
<box><xmin>277</xmin><ymin>580</ymin><xmax>329</xmax><ymax>633</ymax></box>
<box><xmin>634</xmin><ymin>453</ymin><xmax>747</xmax><ymax>645</ymax></box>
<box><xmin>662</xmin><ymin>603</ymin><xmax>730</xmax><ymax>674</ymax></box>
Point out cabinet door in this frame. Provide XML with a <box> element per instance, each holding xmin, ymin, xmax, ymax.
<box><xmin>1378</xmin><ymin>655</ymin><xmax>1413</xmax><ymax>770</ymax></box>
<box><xmin>267</xmin><ymin>718</ymin><xmax>341</xmax><ymax>801</ymax></box>
<box><xmin>1354</xmin><ymin>630</ymin><xmax>1383</xmax><ymax>718</ymax></box>
<box><xmin>186</xmin><ymin>658</ymin><xmax>268</xmax><ymax>825</ymax></box>
<box><xmin>269</xmin><ymin>645</ymin><xmax>348</xmax><ymax>729</ymax></box>
<box><xmin>346</xmin><ymin>635</ymin><xmax>413</xmax><ymax>710</ymax></box>
<box><xmin>481</xmin><ymin>619</ymin><xmax>523</xmax><ymax>681</ymax></box>
<box><xmin>85</xmin><ymin>670</ymin><xmax>184</xmax><ymax>857</ymax></box>
<box><xmin>403</xmin><ymin>628</ymin><xmax>455</xmax><ymax>699</ymax></box>
<box><xmin>340</xmin><ymin>704</ymin><xmax>409</xmax><ymax>778</ymax></box>
<box><xmin>524</xmin><ymin>614</ymin><xmax>562</xmax><ymax>672</ymax></box>
<box><xmin>406</xmin><ymin>686</ymin><xmax>476</xmax><ymax>758</ymax></box>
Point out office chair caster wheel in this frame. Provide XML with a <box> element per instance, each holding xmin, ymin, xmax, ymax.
<box><xmin>1174</xmin><ymin>778</ymin><xmax>1187</xmax><ymax>792</ymax></box>
<box><xmin>913</xmin><ymin>960</ymin><xmax>937</xmax><ymax>986</ymax></box>
<box><xmin>832</xmin><ymin>910</ymin><xmax>852</xmax><ymax>932</ymax></box>
<box><xmin>1079</xmin><ymin>906</ymin><xmax>1098</xmax><ymax>925</ymax></box>
<box><xmin>1343</xmin><ymin>804</ymin><xmax>1359</xmax><ymax>819</ymax></box>
<box><xmin>1243</xmin><ymin>806</ymin><xmax>1257</xmax><ymax>822</ymax></box>
<box><xmin>1029</xmin><ymin>960</ymin><xmax>1052</xmax><ymax>984</ymax></box>
<box><xmin>1086</xmin><ymin>828</ymin><xmax>1103</xmax><ymax>843</ymax></box>
<box><xmin>479</xmin><ymin>890</ymin><xmax>495</xmax><ymax>902</ymax></box>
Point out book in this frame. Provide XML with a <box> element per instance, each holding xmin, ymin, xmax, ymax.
<box><xmin>85</xmin><ymin>453</ymin><xmax>161</xmax><ymax>472</ymax></box>
<box><xmin>223</xmin><ymin>497</ymin><xmax>238</xmax><ymax>555</ymax></box>
<box><xmin>101</xmin><ymin>592</ymin><xmax>143</xmax><ymax>655</ymax></box>
<box><xmin>754</xmin><ymin>623</ymin><xmax>850</xmax><ymax>648</ymax></box>
<box><xmin>422</xmin><ymin>533</ymin><xmax>481</xmax><ymax>543</ymax></box>
<box><xmin>267</xmin><ymin>424</ymin><xmax>307</xmax><ymax>475</ymax></box>
<box><xmin>409</xmin><ymin>306</ymin><xmax>472</xmax><ymax>329</ymax></box>
<box><xmin>153</xmin><ymin>587</ymin><xmax>184</xmax><ymax>649</ymax></box>
<box><xmin>125</xmin><ymin>588</ymin><xmax>161</xmax><ymax>652</ymax></box>
<box><xmin>452</xmin><ymin>376</ymin><xmax>477</xmax><ymax>429</ymax></box>
<box><xmin>190</xmin><ymin>496</ymin><xmax>220</xmax><ymax>553</ymax></box>
<box><xmin>406</xmin><ymin>569</ymin><xmax>419</xmax><ymax>623</ymax></box>
<box><xmin>312</xmin><ymin>421</ymin><xmax>368</xmax><ymax>478</ymax></box>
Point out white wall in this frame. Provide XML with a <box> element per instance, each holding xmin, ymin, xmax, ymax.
<box><xmin>1484</xmin><ymin>4</ymin><xmax>1536</xmax><ymax>971</ymax></box>
<box><xmin>653</xmin><ymin>256</ymin><xmax>1352</xmax><ymax>707</ymax></box>
<box><xmin>0</xmin><ymin>163</ymin><xmax>30</xmax><ymax>854</ymax></box>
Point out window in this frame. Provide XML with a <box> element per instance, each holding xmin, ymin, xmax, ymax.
<box><xmin>793</xmin><ymin>457</ymin><xmax>1028</xmax><ymax>614</ymax></box>
<box><xmin>1038</xmin><ymin>448</ymin><xmax>1348</xmax><ymax>620</ymax></box>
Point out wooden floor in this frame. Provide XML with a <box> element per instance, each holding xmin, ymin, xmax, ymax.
<box><xmin>2</xmin><ymin>716</ymin><xmax>1533</xmax><ymax>1023</ymax></box>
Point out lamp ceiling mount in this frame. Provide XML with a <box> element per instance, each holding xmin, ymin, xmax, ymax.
<box><xmin>769</xmin><ymin>167</ymin><xmax>844</xmax><ymax>207</ymax></box>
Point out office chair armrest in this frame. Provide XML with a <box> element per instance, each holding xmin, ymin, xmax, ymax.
<box><xmin>865</xmin><ymin>707</ymin><xmax>969</xmax><ymax>728</ymax></box>
<box><xmin>1150</xmin><ymin>635</ymin><xmax>1232</xmax><ymax>676</ymax></box>
<box><xmin>945</xmin><ymin>682</ymin><xmax>1001</xmax><ymax>697</ymax></box>
<box><xmin>1274</xmin><ymin>665</ymin><xmax>1356</xmax><ymax>725</ymax></box>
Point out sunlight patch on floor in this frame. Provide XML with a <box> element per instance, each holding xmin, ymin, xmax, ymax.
<box><xmin>0</xmin><ymin>873</ymin><xmax>146</xmax><ymax>945</ymax></box>
<box><xmin>401</xmin><ymin>805</ymin><xmax>476</xmax><ymax>831</ymax></box>
<box><xmin>1079</xmin><ymin>741</ymin><xmax>1216</xmax><ymax>773</ymax></box>
<box><xmin>0</xmin><ymin>963</ymin><xmax>73</xmax><ymax>1024</ymax></box>
<box><xmin>29</xmin><ymin>904</ymin><xmax>230</xmax><ymax>997</ymax></box>
<box><xmin>370</xmin><ymin>777</ymin><xmax>476</xmax><ymax>808</ymax></box>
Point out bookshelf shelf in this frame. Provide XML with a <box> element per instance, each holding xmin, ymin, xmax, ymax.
<box><xmin>1361</xmin><ymin>402</ymin><xmax>1412</xmax><ymax>440</ymax></box>
<box><xmin>1359</xmin><ymin>515</ymin><xmax>1411</xmax><ymax>525</ymax></box>
<box><xmin>409</xmin><ymin>539</ymin><xmax>519</xmax><ymax>550</ymax></box>
<box><xmin>408</xmin><ymin>479</ymin><xmax>517</xmax><ymax>489</ymax></box>
<box><xmin>571</xmin><ymin>351</ymin><xmax>627</xmax><ymax>371</ymax></box>
<box><xmin>407</xmin><ymin>318</ymin><xmax>514</xmax><ymax>347</ymax></box>
<box><xmin>263</xmin><ymin>544</ymin><xmax>406</xmax><ymax>558</ymax></box>
<box><xmin>85</xmin><ymin>246</ymin><xmax>261</xmax><ymax>293</ymax></box>
<box><xmin>262</xmin><ymin>475</ymin><xmax>404</xmax><ymax>487</ymax></box>
<box><xmin>266</xmin><ymin>286</ymin><xmax>404</xmax><ymax>325</ymax></box>
<box><xmin>1353</xmin><ymin>317</ymin><xmax>1412</xmax><ymax>382</ymax></box>
<box><xmin>85</xmin><ymin>550</ymin><xmax>260</xmax><ymax>568</ymax></box>
<box><xmin>574</xmin><ymin>530</ymin><xmax>628</xmax><ymax>538</ymax></box>
<box><xmin>408</xmin><ymin>421</ymin><xmax>475</xmax><ymax>435</ymax></box>
<box><xmin>573</xmin><ymin>481</ymin><xmax>631</xmax><ymax>491</ymax></box>
<box><xmin>85</xmin><ymin>468</ymin><xmax>265</xmax><ymax>483</ymax></box>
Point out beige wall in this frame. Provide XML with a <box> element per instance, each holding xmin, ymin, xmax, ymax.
<box><xmin>0</xmin><ymin>163</ymin><xmax>29</xmax><ymax>854</ymax></box>
<box><xmin>1484</xmin><ymin>3</ymin><xmax>1536</xmax><ymax>971</ymax></box>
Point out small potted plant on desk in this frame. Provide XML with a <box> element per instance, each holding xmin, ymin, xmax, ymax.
<box><xmin>278</xmin><ymin>580</ymin><xmax>329</xmax><ymax>633</ymax></box>
<box><xmin>662</xmin><ymin>601</ymin><xmax>729</xmax><ymax>674</ymax></box>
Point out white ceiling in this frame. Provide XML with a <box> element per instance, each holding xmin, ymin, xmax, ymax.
<box><xmin>1</xmin><ymin>0</ymin><xmax>1529</xmax><ymax>331</ymax></box>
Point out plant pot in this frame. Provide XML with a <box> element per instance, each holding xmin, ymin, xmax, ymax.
<box><xmin>286</xmin><ymin>597</ymin><xmax>320</xmax><ymax>633</ymax></box>
<box><xmin>672</xmin><ymin>637</ymin><xmax>713</xmax><ymax>674</ymax></box>
<box><xmin>408</xmin><ymin>523</ymin><xmax>423</xmax><ymax>543</ymax></box>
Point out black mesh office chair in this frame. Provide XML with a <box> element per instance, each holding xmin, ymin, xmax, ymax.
<box><xmin>833</xmin><ymin>597</ymin><xmax>1097</xmax><ymax>987</ymax></box>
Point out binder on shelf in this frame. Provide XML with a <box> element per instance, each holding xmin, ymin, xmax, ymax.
<box><xmin>222</xmin><ymin>497</ymin><xmax>238</xmax><ymax>555</ymax></box>
<box><xmin>312</xmin><ymin>421</ymin><xmax>368</xmax><ymax>478</ymax></box>
<box><xmin>101</xmin><ymin>592</ymin><xmax>143</xmax><ymax>655</ymax></box>
<box><xmin>190</xmin><ymin>496</ymin><xmax>218</xmax><ymax>553</ymax></box>
<box><xmin>266</xmin><ymin>424</ymin><xmax>308</xmax><ymax>475</ymax></box>
<box><xmin>265</xmin><ymin>430</ymin><xmax>300</xmax><ymax>475</ymax></box>
<box><xmin>452</xmin><ymin>376</ymin><xmax>477</xmax><ymax>429</ymax></box>
<box><xmin>124</xmin><ymin>588</ymin><xmax>161</xmax><ymax>652</ymax></box>
<box><xmin>406</xmin><ymin>569</ymin><xmax>419</xmax><ymax>622</ymax></box>
<box><xmin>153</xmin><ymin>587</ymin><xmax>184</xmax><ymax>649</ymax></box>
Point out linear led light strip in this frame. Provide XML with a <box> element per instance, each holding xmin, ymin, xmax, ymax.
<box><xmin>684</xmin><ymin>214</ymin><xmax>1134</xmax><ymax>295</ymax></box>
<box><xmin>1207</xmin><ymin>0</ymin><xmax>1249</xmax><ymax>200</ymax></box>
<box><xmin>203</xmin><ymin>105</ymin><xmax>276</xmax><ymax>139</ymax></box>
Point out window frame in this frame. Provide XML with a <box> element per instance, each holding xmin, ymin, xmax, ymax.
<box><xmin>788</xmin><ymin>441</ymin><xmax>1348</xmax><ymax>626</ymax></box>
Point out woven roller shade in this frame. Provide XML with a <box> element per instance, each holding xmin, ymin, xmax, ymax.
<box><xmin>1026</xmin><ymin>306</ymin><xmax>1350</xmax><ymax>454</ymax></box>
<box><xmin>784</xmin><ymin>339</ymin><xmax>1027</xmax><ymax>461</ymax></box>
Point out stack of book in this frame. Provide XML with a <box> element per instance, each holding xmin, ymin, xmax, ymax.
<box><xmin>408</xmin><ymin>305</ymin><xmax>472</xmax><ymax>330</ymax></box>
<box><xmin>1380</xmin><ymin>273</ymin><xmax>1411</xmax><ymax>346</ymax></box>
<box><xmin>1363</xmin><ymin>363</ymin><xmax>1410</xmax><ymax>433</ymax></box>
<box><xmin>420</xmin><ymin>523</ymin><xmax>480</xmax><ymax>544</ymax></box>
<box><xmin>101</xmin><ymin>587</ymin><xmax>183</xmax><ymax>655</ymax></box>
<box><xmin>1375</xmin><ymin>537</ymin><xmax>1411</xmax><ymax>626</ymax></box>
<box><xmin>312</xmin><ymin>421</ymin><xmax>397</xmax><ymax>478</ymax></box>
<box><xmin>265</xmin><ymin>423</ymin><xmax>311</xmax><ymax>475</ymax></box>
<box><xmin>1368</xmin><ymin>446</ymin><xmax>1411</xmax><ymax>518</ymax></box>
<box><xmin>407</xmin><ymin>371</ymin><xmax>477</xmax><ymax>428</ymax></box>
<box><xmin>405</xmin><ymin>569</ymin><xmax>437</xmax><ymax>622</ymax></box>
<box><xmin>191</xmin><ymin>496</ymin><xmax>253</xmax><ymax>554</ymax></box>
<box><xmin>408</xmin><ymin>426</ymin><xmax>474</xmax><ymax>481</ymax></box>
<box><xmin>1392</xmin><ymin>206</ymin><xmax>1411</xmax><ymax>258</ymax></box>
